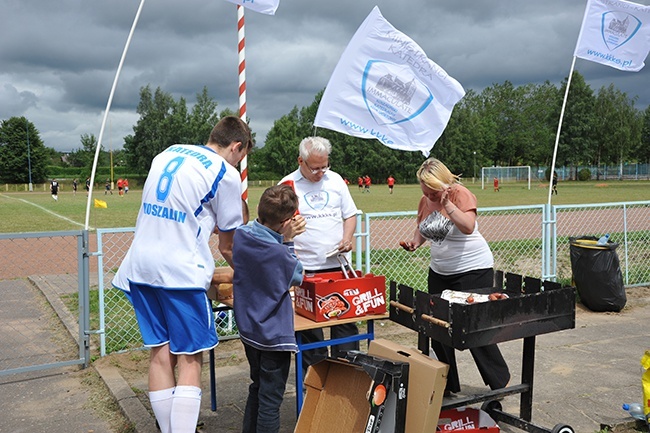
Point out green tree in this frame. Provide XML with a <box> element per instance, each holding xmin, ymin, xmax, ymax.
<box><xmin>257</xmin><ymin>90</ymin><xmax>425</xmax><ymax>182</ymax></box>
<box><xmin>0</xmin><ymin>117</ymin><xmax>49</xmax><ymax>183</ymax></box>
<box><xmin>124</xmin><ymin>86</ymin><xmax>227</xmax><ymax>174</ymax></box>
<box><xmin>593</xmin><ymin>84</ymin><xmax>641</xmax><ymax>179</ymax></box>
<box><xmin>254</xmin><ymin>107</ymin><xmax>302</xmax><ymax>176</ymax></box>
<box><xmin>188</xmin><ymin>86</ymin><xmax>220</xmax><ymax>145</ymax></box>
<box><xmin>478</xmin><ymin>81</ymin><xmax>530</xmax><ymax>166</ymax></box>
<box><xmin>124</xmin><ymin>86</ymin><xmax>186</xmax><ymax>173</ymax></box>
<box><xmin>234</xmin><ymin>76</ymin><xmax>646</xmax><ymax>183</ymax></box>
<box><xmin>638</xmin><ymin>105</ymin><xmax>650</xmax><ymax>165</ymax></box>
<box><xmin>67</xmin><ymin>133</ymin><xmax>102</xmax><ymax>168</ymax></box>
<box><xmin>526</xmin><ymin>81</ymin><xmax>562</xmax><ymax>167</ymax></box>
<box><xmin>435</xmin><ymin>90</ymin><xmax>489</xmax><ymax>176</ymax></box>
<box><xmin>557</xmin><ymin>71</ymin><xmax>597</xmax><ymax>179</ymax></box>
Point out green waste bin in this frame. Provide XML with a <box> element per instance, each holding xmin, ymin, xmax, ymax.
<box><xmin>569</xmin><ymin>236</ymin><xmax>626</xmax><ymax>312</ymax></box>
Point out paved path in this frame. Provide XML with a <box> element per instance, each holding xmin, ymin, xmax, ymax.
<box><xmin>0</xmin><ymin>277</ymin><xmax>113</xmax><ymax>433</ymax></box>
<box><xmin>100</xmin><ymin>287</ymin><xmax>650</xmax><ymax>433</ymax></box>
<box><xmin>1</xmin><ymin>274</ymin><xmax>648</xmax><ymax>432</ymax></box>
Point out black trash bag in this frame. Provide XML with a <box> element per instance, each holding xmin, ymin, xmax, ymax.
<box><xmin>569</xmin><ymin>236</ymin><xmax>626</xmax><ymax>312</ymax></box>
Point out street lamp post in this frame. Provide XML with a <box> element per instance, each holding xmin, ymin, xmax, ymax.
<box><xmin>473</xmin><ymin>151</ymin><xmax>477</xmax><ymax>183</ymax></box>
<box><xmin>26</xmin><ymin>118</ymin><xmax>33</xmax><ymax>192</ymax></box>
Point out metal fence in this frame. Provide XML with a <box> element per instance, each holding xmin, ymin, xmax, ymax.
<box><xmin>2</xmin><ymin>201</ymin><xmax>644</xmax><ymax>363</ymax></box>
<box><xmin>0</xmin><ymin>231</ymin><xmax>89</xmax><ymax>376</ymax></box>
<box><xmin>95</xmin><ymin>201</ymin><xmax>649</xmax><ymax>355</ymax></box>
<box><xmin>96</xmin><ymin>228</ymin><xmax>237</xmax><ymax>356</ymax></box>
<box><xmin>553</xmin><ymin>163</ymin><xmax>650</xmax><ymax>181</ymax></box>
<box><xmin>553</xmin><ymin>201</ymin><xmax>650</xmax><ymax>287</ymax></box>
<box><xmin>361</xmin><ymin>205</ymin><xmax>547</xmax><ymax>292</ymax></box>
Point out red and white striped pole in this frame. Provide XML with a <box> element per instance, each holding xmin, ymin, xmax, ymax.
<box><xmin>237</xmin><ymin>5</ymin><xmax>248</xmax><ymax>203</ymax></box>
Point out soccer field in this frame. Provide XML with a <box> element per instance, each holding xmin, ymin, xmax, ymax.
<box><xmin>1</xmin><ymin>180</ymin><xmax>649</xmax><ymax>233</ymax></box>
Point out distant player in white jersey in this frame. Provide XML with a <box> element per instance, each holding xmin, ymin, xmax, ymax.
<box><xmin>112</xmin><ymin>116</ymin><xmax>252</xmax><ymax>433</ymax></box>
<box><xmin>50</xmin><ymin>179</ymin><xmax>59</xmax><ymax>201</ymax></box>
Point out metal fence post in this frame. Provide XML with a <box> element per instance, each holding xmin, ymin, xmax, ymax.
<box><xmin>355</xmin><ymin>212</ymin><xmax>364</xmax><ymax>272</ymax></box>
<box><xmin>623</xmin><ymin>203</ymin><xmax>629</xmax><ymax>285</ymax></box>
<box><xmin>80</xmin><ymin>230</ymin><xmax>91</xmax><ymax>368</ymax></box>
<box><xmin>551</xmin><ymin>204</ymin><xmax>558</xmax><ymax>282</ymax></box>
<box><xmin>96</xmin><ymin>231</ymin><xmax>107</xmax><ymax>357</ymax></box>
<box><xmin>363</xmin><ymin>212</ymin><xmax>371</xmax><ymax>275</ymax></box>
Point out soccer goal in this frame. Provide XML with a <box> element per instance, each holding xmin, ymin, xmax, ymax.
<box><xmin>482</xmin><ymin>166</ymin><xmax>531</xmax><ymax>190</ymax></box>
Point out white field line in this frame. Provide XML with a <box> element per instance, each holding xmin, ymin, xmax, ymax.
<box><xmin>0</xmin><ymin>193</ymin><xmax>92</xmax><ymax>230</ymax></box>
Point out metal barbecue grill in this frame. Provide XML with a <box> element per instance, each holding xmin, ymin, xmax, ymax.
<box><xmin>389</xmin><ymin>271</ymin><xmax>576</xmax><ymax>433</ymax></box>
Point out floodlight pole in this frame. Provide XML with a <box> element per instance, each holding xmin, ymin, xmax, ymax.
<box><xmin>26</xmin><ymin>118</ymin><xmax>33</xmax><ymax>191</ymax></box>
<box><xmin>473</xmin><ymin>151</ymin><xmax>476</xmax><ymax>183</ymax></box>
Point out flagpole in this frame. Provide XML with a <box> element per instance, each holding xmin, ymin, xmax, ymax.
<box><xmin>542</xmin><ymin>55</ymin><xmax>576</xmax><ymax>280</ymax></box>
<box><xmin>547</xmin><ymin>56</ymin><xmax>577</xmax><ymax>207</ymax></box>
<box><xmin>237</xmin><ymin>5</ymin><xmax>248</xmax><ymax>203</ymax></box>
<box><xmin>84</xmin><ymin>0</ymin><xmax>145</xmax><ymax>230</ymax></box>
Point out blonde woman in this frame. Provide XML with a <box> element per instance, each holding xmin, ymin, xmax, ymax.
<box><xmin>400</xmin><ymin>158</ymin><xmax>510</xmax><ymax>396</ymax></box>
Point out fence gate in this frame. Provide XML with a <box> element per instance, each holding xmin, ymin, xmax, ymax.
<box><xmin>0</xmin><ymin>231</ymin><xmax>90</xmax><ymax>377</ymax></box>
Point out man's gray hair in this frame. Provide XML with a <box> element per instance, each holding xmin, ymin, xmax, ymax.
<box><xmin>299</xmin><ymin>136</ymin><xmax>332</xmax><ymax>160</ymax></box>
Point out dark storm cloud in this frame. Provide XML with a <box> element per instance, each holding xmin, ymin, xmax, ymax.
<box><xmin>2</xmin><ymin>0</ymin><xmax>649</xmax><ymax>152</ymax></box>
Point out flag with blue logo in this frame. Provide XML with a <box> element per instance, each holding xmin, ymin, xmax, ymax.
<box><xmin>314</xmin><ymin>6</ymin><xmax>465</xmax><ymax>157</ymax></box>
<box><xmin>224</xmin><ymin>0</ymin><xmax>279</xmax><ymax>15</ymax></box>
<box><xmin>574</xmin><ymin>0</ymin><xmax>650</xmax><ymax>72</ymax></box>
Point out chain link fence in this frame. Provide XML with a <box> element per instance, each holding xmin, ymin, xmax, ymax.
<box><xmin>361</xmin><ymin>205</ymin><xmax>546</xmax><ymax>292</ymax></box>
<box><xmin>0</xmin><ymin>231</ymin><xmax>88</xmax><ymax>376</ymax></box>
<box><xmin>554</xmin><ymin>201</ymin><xmax>650</xmax><ymax>287</ymax></box>
<box><xmin>96</xmin><ymin>228</ymin><xmax>238</xmax><ymax>356</ymax></box>
<box><xmin>96</xmin><ymin>201</ymin><xmax>649</xmax><ymax>355</ymax></box>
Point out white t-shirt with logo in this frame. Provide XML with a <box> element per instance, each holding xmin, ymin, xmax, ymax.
<box><xmin>416</xmin><ymin>185</ymin><xmax>493</xmax><ymax>275</ymax></box>
<box><xmin>113</xmin><ymin>144</ymin><xmax>242</xmax><ymax>291</ymax></box>
<box><xmin>280</xmin><ymin>169</ymin><xmax>358</xmax><ymax>270</ymax></box>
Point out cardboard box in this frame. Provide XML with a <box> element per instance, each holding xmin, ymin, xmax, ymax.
<box><xmin>437</xmin><ymin>408</ymin><xmax>500</xmax><ymax>432</ymax></box>
<box><xmin>294</xmin><ymin>271</ymin><xmax>386</xmax><ymax>322</ymax></box>
<box><xmin>344</xmin><ymin>352</ymin><xmax>409</xmax><ymax>433</ymax></box>
<box><xmin>294</xmin><ymin>354</ymin><xmax>408</xmax><ymax>433</ymax></box>
<box><xmin>368</xmin><ymin>339</ymin><xmax>449</xmax><ymax>433</ymax></box>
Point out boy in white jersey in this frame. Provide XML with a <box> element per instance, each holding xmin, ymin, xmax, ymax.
<box><xmin>112</xmin><ymin>116</ymin><xmax>252</xmax><ymax>433</ymax></box>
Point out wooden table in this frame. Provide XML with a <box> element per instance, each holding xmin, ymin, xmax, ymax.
<box><xmin>209</xmin><ymin>298</ymin><xmax>388</xmax><ymax>415</ymax></box>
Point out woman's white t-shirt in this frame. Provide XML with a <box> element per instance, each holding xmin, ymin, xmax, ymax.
<box><xmin>416</xmin><ymin>184</ymin><xmax>493</xmax><ymax>276</ymax></box>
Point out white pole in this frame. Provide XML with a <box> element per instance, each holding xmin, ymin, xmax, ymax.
<box><xmin>84</xmin><ymin>0</ymin><xmax>146</xmax><ymax>230</ymax></box>
<box><xmin>544</xmin><ymin>56</ymin><xmax>577</xmax><ymax>281</ymax></box>
<box><xmin>547</xmin><ymin>56</ymin><xmax>577</xmax><ymax>207</ymax></box>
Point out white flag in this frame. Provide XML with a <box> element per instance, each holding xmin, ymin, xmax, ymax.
<box><xmin>314</xmin><ymin>7</ymin><xmax>465</xmax><ymax>157</ymax></box>
<box><xmin>224</xmin><ymin>0</ymin><xmax>279</xmax><ymax>15</ymax></box>
<box><xmin>574</xmin><ymin>0</ymin><xmax>650</xmax><ymax>72</ymax></box>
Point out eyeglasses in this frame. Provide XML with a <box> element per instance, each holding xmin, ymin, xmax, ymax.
<box><xmin>303</xmin><ymin>159</ymin><xmax>330</xmax><ymax>174</ymax></box>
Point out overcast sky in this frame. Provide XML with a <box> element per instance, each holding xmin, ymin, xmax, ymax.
<box><xmin>3</xmin><ymin>0</ymin><xmax>650</xmax><ymax>153</ymax></box>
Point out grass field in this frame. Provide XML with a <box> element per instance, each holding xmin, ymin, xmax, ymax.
<box><xmin>1</xmin><ymin>180</ymin><xmax>649</xmax><ymax>233</ymax></box>
<box><xmin>5</xmin><ymin>180</ymin><xmax>645</xmax><ymax>355</ymax></box>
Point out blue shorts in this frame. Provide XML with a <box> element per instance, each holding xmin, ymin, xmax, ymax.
<box><xmin>128</xmin><ymin>282</ymin><xmax>219</xmax><ymax>355</ymax></box>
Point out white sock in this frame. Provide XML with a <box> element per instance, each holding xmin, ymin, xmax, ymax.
<box><xmin>149</xmin><ymin>387</ymin><xmax>174</xmax><ymax>433</ymax></box>
<box><xmin>170</xmin><ymin>385</ymin><xmax>202</xmax><ymax>433</ymax></box>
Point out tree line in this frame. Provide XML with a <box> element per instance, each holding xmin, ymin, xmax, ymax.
<box><xmin>2</xmin><ymin>71</ymin><xmax>650</xmax><ymax>184</ymax></box>
<box><xmin>254</xmin><ymin>70</ymin><xmax>650</xmax><ymax>182</ymax></box>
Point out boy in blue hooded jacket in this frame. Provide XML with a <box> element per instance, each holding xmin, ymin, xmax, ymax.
<box><xmin>233</xmin><ymin>184</ymin><xmax>306</xmax><ymax>433</ymax></box>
